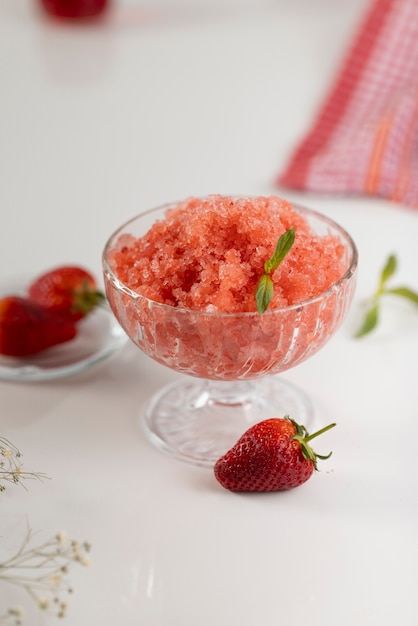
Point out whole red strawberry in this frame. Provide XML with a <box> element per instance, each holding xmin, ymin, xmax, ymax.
<box><xmin>214</xmin><ymin>416</ymin><xmax>336</xmax><ymax>492</ymax></box>
<box><xmin>28</xmin><ymin>266</ymin><xmax>105</xmax><ymax>323</ymax></box>
<box><xmin>0</xmin><ymin>296</ymin><xmax>77</xmax><ymax>357</ymax></box>
<box><xmin>39</xmin><ymin>0</ymin><xmax>109</xmax><ymax>18</ymax></box>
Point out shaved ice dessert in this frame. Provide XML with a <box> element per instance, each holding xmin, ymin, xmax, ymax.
<box><xmin>103</xmin><ymin>195</ymin><xmax>357</xmax><ymax>380</ymax></box>
<box><xmin>107</xmin><ymin>196</ymin><xmax>344</xmax><ymax>312</ymax></box>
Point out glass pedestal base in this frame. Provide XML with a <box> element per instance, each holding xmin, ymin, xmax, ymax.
<box><xmin>141</xmin><ymin>376</ymin><xmax>314</xmax><ymax>467</ymax></box>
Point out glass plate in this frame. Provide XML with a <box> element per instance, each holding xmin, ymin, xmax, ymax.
<box><xmin>0</xmin><ymin>278</ymin><xmax>128</xmax><ymax>382</ymax></box>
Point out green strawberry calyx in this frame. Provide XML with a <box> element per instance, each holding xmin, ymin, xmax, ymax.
<box><xmin>71</xmin><ymin>280</ymin><xmax>106</xmax><ymax>316</ymax></box>
<box><xmin>286</xmin><ymin>416</ymin><xmax>336</xmax><ymax>471</ymax></box>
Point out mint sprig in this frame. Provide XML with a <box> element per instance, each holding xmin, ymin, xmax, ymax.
<box><xmin>255</xmin><ymin>227</ymin><xmax>295</xmax><ymax>314</ymax></box>
<box><xmin>355</xmin><ymin>254</ymin><xmax>418</xmax><ymax>338</ymax></box>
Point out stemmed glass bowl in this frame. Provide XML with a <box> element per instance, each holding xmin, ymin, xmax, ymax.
<box><xmin>102</xmin><ymin>198</ymin><xmax>358</xmax><ymax>467</ymax></box>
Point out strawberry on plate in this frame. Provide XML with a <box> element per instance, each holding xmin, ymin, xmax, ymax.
<box><xmin>0</xmin><ymin>296</ymin><xmax>77</xmax><ymax>357</ymax></box>
<box><xmin>39</xmin><ymin>0</ymin><xmax>109</xmax><ymax>18</ymax></box>
<box><xmin>214</xmin><ymin>416</ymin><xmax>336</xmax><ymax>492</ymax></box>
<box><xmin>28</xmin><ymin>266</ymin><xmax>105</xmax><ymax>323</ymax></box>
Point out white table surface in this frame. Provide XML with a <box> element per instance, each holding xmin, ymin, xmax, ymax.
<box><xmin>1</xmin><ymin>0</ymin><xmax>418</xmax><ymax>624</ymax></box>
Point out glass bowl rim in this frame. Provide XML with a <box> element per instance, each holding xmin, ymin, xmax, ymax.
<box><xmin>102</xmin><ymin>196</ymin><xmax>359</xmax><ymax>318</ymax></box>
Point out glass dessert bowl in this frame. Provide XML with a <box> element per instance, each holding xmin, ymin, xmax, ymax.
<box><xmin>102</xmin><ymin>196</ymin><xmax>358</xmax><ymax>467</ymax></box>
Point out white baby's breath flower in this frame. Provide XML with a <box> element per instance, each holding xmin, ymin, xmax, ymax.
<box><xmin>0</xmin><ymin>606</ymin><xmax>25</xmax><ymax>626</ymax></box>
<box><xmin>8</xmin><ymin>607</ymin><xmax>25</xmax><ymax>617</ymax></box>
<box><xmin>78</xmin><ymin>554</ymin><xmax>91</xmax><ymax>567</ymax></box>
<box><xmin>49</xmin><ymin>572</ymin><xmax>63</xmax><ymax>586</ymax></box>
<box><xmin>56</xmin><ymin>531</ymin><xmax>68</xmax><ymax>546</ymax></box>
<box><xmin>0</xmin><ymin>524</ymin><xmax>92</xmax><ymax>624</ymax></box>
<box><xmin>37</xmin><ymin>598</ymin><xmax>49</xmax><ymax>611</ymax></box>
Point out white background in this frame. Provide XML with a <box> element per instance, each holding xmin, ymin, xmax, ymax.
<box><xmin>1</xmin><ymin>1</ymin><xmax>418</xmax><ymax>624</ymax></box>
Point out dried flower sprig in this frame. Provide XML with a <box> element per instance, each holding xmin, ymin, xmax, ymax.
<box><xmin>355</xmin><ymin>254</ymin><xmax>418</xmax><ymax>338</ymax></box>
<box><xmin>0</xmin><ymin>524</ymin><xmax>91</xmax><ymax>624</ymax></box>
<box><xmin>0</xmin><ymin>437</ymin><xmax>48</xmax><ymax>492</ymax></box>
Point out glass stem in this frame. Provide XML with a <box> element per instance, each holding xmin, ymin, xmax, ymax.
<box><xmin>205</xmin><ymin>379</ymin><xmax>259</xmax><ymax>407</ymax></box>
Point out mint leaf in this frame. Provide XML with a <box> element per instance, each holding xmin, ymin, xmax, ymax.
<box><xmin>264</xmin><ymin>227</ymin><xmax>295</xmax><ymax>274</ymax></box>
<box><xmin>355</xmin><ymin>253</ymin><xmax>418</xmax><ymax>338</ymax></box>
<box><xmin>255</xmin><ymin>274</ymin><xmax>274</xmax><ymax>315</ymax></box>
<box><xmin>255</xmin><ymin>227</ymin><xmax>295</xmax><ymax>314</ymax></box>
<box><xmin>379</xmin><ymin>254</ymin><xmax>397</xmax><ymax>288</ymax></box>
<box><xmin>355</xmin><ymin>303</ymin><xmax>379</xmax><ymax>338</ymax></box>
<box><xmin>386</xmin><ymin>286</ymin><xmax>418</xmax><ymax>305</ymax></box>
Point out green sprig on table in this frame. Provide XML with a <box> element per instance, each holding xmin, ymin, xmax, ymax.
<box><xmin>255</xmin><ymin>227</ymin><xmax>295</xmax><ymax>314</ymax></box>
<box><xmin>355</xmin><ymin>254</ymin><xmax>418</xmax><ymax>338</ymax></box>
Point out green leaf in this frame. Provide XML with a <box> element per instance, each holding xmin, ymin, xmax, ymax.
<box><xmin>255</xmin><ymin>227</ymin><xmax>295</xmax><ymax>314</ymax></box>
<box><xmin>256</xmin><ymin>273</ymin><xmax>274</xmax><ymax>314</ymax></box>
<box><xmin>386</xmin><ymin>286</ymin><xmax>418</xmax><ymax>305</ymax></box>
<box><xmin>355</xmin><ymin>302</ymin><xmax>380</xmax><ymax>338</ymax></box>
<box><xmin>316</xmin><ymin>451</ymin><xmax>333</xmax><ymax>460</ymax></box>
<box><xmin>264</xmin><ymin>227</ymin><xmax>295</xmax><ymax>274</ymax></box>
<box><xmin>379</xmin><ymin>254</ymin><xmax>397</xmax><ymax>288</ymax></box>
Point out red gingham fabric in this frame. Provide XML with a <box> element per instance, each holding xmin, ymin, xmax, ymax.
<box><xmin>278</xmin><ymin>0</ymin><xmax>418</xmax><ymax>209</ymax></box>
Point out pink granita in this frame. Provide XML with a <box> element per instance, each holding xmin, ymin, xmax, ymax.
<box><xmin>107</xmin><ymin>195</ymin><xmax>345</xmax><ymax>313</ymax></box>
<box><xmin>104</xmin><ymin>196</ymin><xmax>357</xmax><ymax>380</ymax></box>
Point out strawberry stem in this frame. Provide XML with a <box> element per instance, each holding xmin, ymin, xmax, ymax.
<box><xmin>305</xmin><ymin>422</ymin><xmax>336</xmax><ymax>443</ymax></box>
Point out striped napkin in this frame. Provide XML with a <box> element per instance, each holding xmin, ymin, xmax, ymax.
<box><xmin>278</xmin><ymin>0</ymin><xmax>418</xmax><ymax>209</ymax></box>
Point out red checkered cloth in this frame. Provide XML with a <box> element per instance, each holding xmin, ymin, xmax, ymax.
<box><xmin>278</xmin><ymin>0</ymin><xmax>418</xmax><ymax>209</ymax></box>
